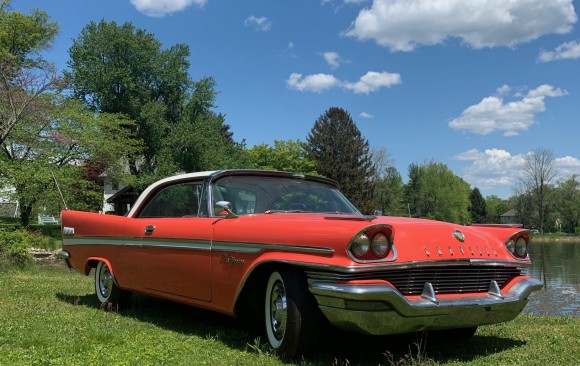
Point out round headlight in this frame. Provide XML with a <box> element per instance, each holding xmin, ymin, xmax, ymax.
<box><xmin>505</xmin><ymin>239</ymin><xmax>515</xmax><ymax>254</ymax></box>
<box><xmin>516</xmin><ymin>237</ymin><xmax>527</xmax><ymax>257</ymax></box>
<box><xmin>371</xmin><ymin>233</ymin><xmax>390</xmax><ymax>258</ymax></box>
<box><xmin>351</xmin><ymin>233</ymin><xmax>370</xmax><ymax>258</ymax></box>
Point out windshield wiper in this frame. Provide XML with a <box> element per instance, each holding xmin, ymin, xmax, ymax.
<box><xmin>264</xmin><ymin>209</ymin><xmax>309</xmax><ymax>214</ymax></box>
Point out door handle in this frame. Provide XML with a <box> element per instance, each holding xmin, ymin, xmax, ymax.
<box><xmin>144</xmin><ymin>225</ymin><xmax>155</xmax><ymax>235</ymax></box>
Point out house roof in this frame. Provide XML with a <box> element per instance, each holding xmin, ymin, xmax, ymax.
<box><xmin>501</xmin><ymin>209</ymin><xmax>517</xmax><ymax>217</ymax></box>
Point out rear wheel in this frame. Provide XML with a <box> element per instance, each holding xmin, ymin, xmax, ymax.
<box><xmin>265</xmin><ymin>268</ymin><xmax>319</xmax><ymax>359</ymax></box>
<box><xmin>95</xmin><ymin>261</ymin><xmax>131</xmax><ymax>309</ymax></box>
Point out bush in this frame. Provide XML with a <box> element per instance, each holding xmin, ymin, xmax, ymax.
<box><xmin>0</xmin><ymin>229</ymin><xmax>52</xmax><ymax>268</ymax></box>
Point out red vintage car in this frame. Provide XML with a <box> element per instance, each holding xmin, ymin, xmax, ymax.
<box><xmin>59</xmin><ymin>170</ymin><xmax>542</xmax><ymax>358</ymax></box>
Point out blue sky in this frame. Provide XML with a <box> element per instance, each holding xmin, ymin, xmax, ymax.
<box><xmin>12</xmin><ymin>0</ymin><xmax>580</xmax><ymax>198</ymax></box>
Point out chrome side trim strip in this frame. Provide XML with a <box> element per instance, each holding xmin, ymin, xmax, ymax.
<box><xmin>212</xmin><ymin>241</ymin><xmax>334</xmax><ymax>255</ymax></box>
<box><xmin>62</xmin><ymin>236</ymin><xmax>334</xmax><ymax>255</ymax></box>
<box><xmin>63</xmin><ymin>237</ymin><xmax>143</xmax><ymax>247</ymax></box>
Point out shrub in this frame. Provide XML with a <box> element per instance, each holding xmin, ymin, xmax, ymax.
<box><xmin>0</xmin><ymin>229</ymin><xmax>51</xmax><ymax>268</ymax></box>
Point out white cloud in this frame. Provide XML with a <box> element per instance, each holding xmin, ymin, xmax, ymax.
<box><xmin>454</xmin><ymin>149</ymin><xmax>527</xmax><ymax>190</ymax></box>
<box><xmin>286</xmin><ymin>73</ymin><xmax>341</xmax><ymax>93</ymax></box>
<box><xmin>130</xmin><ymin>0</ymin><xmax>206</xmax><ymax>17</ymax></box>
<box><xmin>455</xmin><ymin>149</ymin><xmax>580</xmax><ymax>193</ymax></box>
<box><xmin>286</xmin><ymin>70</ymin><xmax>401</xmax><ymax>94</ymax></box>
<box><xmin>322</xmin><ymin>51</ymin><xmax>341</xmax><ymax>69</ymax></box>
<box><xmin>360</xmin><ymin>112</ymin><xmax>374</xmax><ymax>118</ymax></box>
<box><xmin>244</xmin><ymin>16</ymin><xmax>272</xmax><ymax>32</ymax></box>
<box><xmin>539</xmin><ymin>40</ymin><xmax>580</xmax><ymax>62</ymax></box>
<box><xmin>448</xmin><ymin>85</ymin><xmax>568</xmax><ymax>136</ymax></box>
<box><xmin>555</xmin><ymin>156</ymin><xmax>580</xmax><ymax>180</ymax></box>
<box><xmin>344</xmin><ymin>71</ymin><xmax>401</xmax><ymax>94</ymax></box>
<box><xmin>496</xmin><ymin>84</ymin><xmax>511</xmax><ymax>96</ymax></box>
<box><xmin>345</xmin><ymin>0</ymin><xmax>577</xmax><ymax>52</ymax></box>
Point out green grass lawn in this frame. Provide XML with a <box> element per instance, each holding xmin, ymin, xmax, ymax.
<box><xmin>0</xmin><ymin>263</ymin><xmax>578</xmax><ymax>366</ymax></box>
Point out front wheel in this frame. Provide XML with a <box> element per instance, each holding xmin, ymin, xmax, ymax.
<box><xmin>265</xmin><ymin>268</ymin><xmax>319</xmax><ymax>359</ymax></box>
<box><xmin>95</xmin><ymin>261</ymin><xmax>131</xmax><ymax>309</ymax></box>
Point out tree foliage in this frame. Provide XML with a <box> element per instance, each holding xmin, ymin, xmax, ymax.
<box><xmin>469</xmin><ymin>187</ymin><xmax>487</xmax><ymax>224</ymax></box>
<box><xmin>65</xmin><ymin>20</ymin><xmax>189</xmax><ymax>178</ymax></box>
<box><xmin>0</xmin><ymin>97</ymin><xmax>137</xmax><ymax>225</ymax></box>
<box><xmin>305</xmin><ymin>107</ymin><xmax>375</xmax><ymax>213</ymax></box>
<box><xmin>0</xmin><ymin>0</ymin><xmax>60</xmax><ymax>144</ymax></box>
<box><xmin>370</xmin><ymin>147</ymin><xmax>405</xmax><ymax>215</ymax></box>
<box><xmin>484</xmin><ymin>195</ymin><xmax>510</xmax><ymax>224</ymax></box>
<box><xmin>405</xmin><ymin>160</ymin><xmax>471</xmax><ymax>223</ymax></box>
<box><xmin>553</xmin><ymin>175</ymin><xmax>580</xmax><ymax>233</ymax></box>
<box><xmin>248</xmin><ymin>139</ymin><xmax>317</xmax><ymax>174</ymax></box>
<box><xmin>65</xmin><ymin>21</ymin><xmax>247</xmax><ymax>190</ymax></box>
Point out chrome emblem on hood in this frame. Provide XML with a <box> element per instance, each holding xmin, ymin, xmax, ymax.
<box><xmin>453</xmin><ymin>230</ymin><xmax>465</xmax><ymax>242</ymax></box>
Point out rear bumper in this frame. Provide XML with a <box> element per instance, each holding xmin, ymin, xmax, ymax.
<box><xmin>309</xmin><ymin>277</ymin><xmax>543</xmax><ymax>335</ymax></box>
<box><xmin>57</xmin><ymin>250</ymin><xmax>73</xmax><ymax>269</ymax></box>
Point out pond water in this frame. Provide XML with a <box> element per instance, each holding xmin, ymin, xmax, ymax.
<box><xmin>523</xmin><ymin>240</ymin><xmax>579</xmax><ymax>317</ymax></box>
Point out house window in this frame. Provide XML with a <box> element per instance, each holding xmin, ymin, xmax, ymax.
<box><xmin>111</xmin><ymin>180</ymin><xmax>119</xmax><ymax>190</ymax></box>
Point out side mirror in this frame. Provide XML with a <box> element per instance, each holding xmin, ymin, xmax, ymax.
<box><xmin>373</xmin><ymin>210</ymin><xmax>383</xmax><ymax>216</ymax></box>
<box><xmin>214</xmin><ymin>201</ymin><xmax>238</xmax><ymax>218</ymax></box>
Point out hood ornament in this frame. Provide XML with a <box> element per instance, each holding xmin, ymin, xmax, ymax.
<box><xmin>453</xmin><ymin>230</ymin><xmax>465</xmax><ymax>242</ymax></box>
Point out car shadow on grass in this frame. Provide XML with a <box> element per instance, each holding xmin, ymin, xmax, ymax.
<box><xmin>55</xmin><ymin>292</ymin><xmax>527</xmax><ymax>365</ymax></box>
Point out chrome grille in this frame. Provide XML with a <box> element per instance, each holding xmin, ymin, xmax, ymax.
<box><xmin>306</xmin><ymin>266</ymin><xmax>524</xmax><ymax>295</ymax></box>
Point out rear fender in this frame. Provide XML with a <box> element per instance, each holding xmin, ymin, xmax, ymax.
<box><xmin>85</xmin><ymin>257</ymin><xmax>113</xmax><ymax>277</ymax></box>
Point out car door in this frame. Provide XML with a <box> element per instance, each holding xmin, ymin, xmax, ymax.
<box><xmin>137</xmin><ymin>181</ymin><xmax>213</xmax><ymax>302</ymax></box>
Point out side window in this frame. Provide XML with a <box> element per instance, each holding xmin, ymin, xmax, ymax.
<box><xmin>139</xmin><ymin>182</ymin><xmax>205</xmax><ymax>218</ymax></box>
<box><xmin>213</xmin><ymin>185</ymin><xmax>257</xmax><ymax>215</ymax></box>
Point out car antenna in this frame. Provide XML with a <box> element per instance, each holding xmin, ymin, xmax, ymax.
<box><xmin>51</xmin><ymin>170</ymin><xmax>69</xmax><ymax>210</ymax></box>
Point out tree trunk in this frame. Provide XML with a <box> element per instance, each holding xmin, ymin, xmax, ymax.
<box><xmin>19</xmin><ymin>203</ymin><xmax>33</xmax><ymax>228</ymax></box>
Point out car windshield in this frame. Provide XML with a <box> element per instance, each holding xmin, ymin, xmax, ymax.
<box><xmin>211</xmin><ymin>175</ymin><xmax>361</xmax><ymax>216</ymax></box>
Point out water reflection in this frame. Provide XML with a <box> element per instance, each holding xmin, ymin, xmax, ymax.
<box><xmin>524</xmin><ymin>241</ymin><xmax>579</xmax><ymax>317</ymax></box>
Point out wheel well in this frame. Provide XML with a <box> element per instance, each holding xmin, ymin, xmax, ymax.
<box><xmin>234</xmin><ymin>262</ymin><xmax>308</xmax><ymax>322</ymax></box>
<box><xmin>85</xmin><ymin>258</ymin><xmax>112</xmax><ymax>276</ymax></box>
<box><xmin>85</xmin><ymin>259</ymin><xmax>99</xmax><ymax>275</ymax></box>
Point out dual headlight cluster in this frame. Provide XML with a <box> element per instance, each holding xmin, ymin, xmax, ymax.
<box><xmin>505</xmin><ymin>235</ymin><xmax>528</xmax><ymax>259</ymax></box>
<box><xmin>349</xmin><ymin>226</ymin><xmax>394</xmax><ymax>262</ymax></box>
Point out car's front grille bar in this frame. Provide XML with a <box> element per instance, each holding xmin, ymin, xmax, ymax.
<box><xmin>306</xmin><ymin>266</ymin><xmax>524</xmax><ymax>295</ymax></box>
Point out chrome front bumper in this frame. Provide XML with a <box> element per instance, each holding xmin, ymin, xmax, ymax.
<box><xmin>309</xmin><ymin>277</ymin><xmax>543</xmax><ymax>335</ymax></box>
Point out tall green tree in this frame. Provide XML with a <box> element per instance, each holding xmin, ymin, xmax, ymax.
<box><xmin>305</xmin><ymin>107</ymin><xmax>376</xmax><ymax>213</ymax></box>
<box><xmin>0</xmin><ymin>0</ymin><xmax>60</xmax><ymax>144</ymax></box>
<box><xmin>65</xmin><ymin>21</ymin><xmax>246</xmax><ymax>189</ymax></box>
<box><xmin>370</xmin><ymin>147</ymin><xmax>405</xmax><ymax>215</ymax></box>
<box><xmin>65</xmin><ymin>20</ymin><xmax>190</xmax><ymax>179</ymax></box>
<box><xmin>248</xmin><ymin>139</ymin><xmax>317</xmax><ymax>174</ymax></box>
<box><xmin>554</xmin><ymin>175</ymin><xmax>580</xmax><ymax>233</ymax></box>
<box><xmin>511</xmin><ymin>185</ymin><xmax>535</xmax><ymax>229</ymax></box>
<box><xmin>485</xmin><ymin>195</ymin><xmax>510</xmax><ymax>224</ymax></box>
<box><xmin>404</xmin><ymin>160</ymin><xmax>471</xmax><ymax>223</ymax></box>
<box><xmin>469</xmin><ymin>187</ymin><xmax>487</xmax><ymax>223</ymax></box>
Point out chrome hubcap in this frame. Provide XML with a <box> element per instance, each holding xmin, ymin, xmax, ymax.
<box><xmin>98</xmin><ymin>266</ymin><xmax>113</xmax><ymax>299</ymax></box>
<box><xmin>269</xmin><ymin>280</ymin><xmax>287</xmax><ymax>341</ymax></box>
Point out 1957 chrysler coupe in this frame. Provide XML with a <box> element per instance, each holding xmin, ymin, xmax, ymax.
<box><xmin>59</xmin><ymin>170</ymin><xmax>542</xmax><ymax>358</ymax></box>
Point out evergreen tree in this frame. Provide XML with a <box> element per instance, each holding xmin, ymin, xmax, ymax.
<box><xmin>469</xmin><ymin>187</ymin><xmax>487</xmax><ymax>223</ymax></box>
<box><xmin>305</xmin><ymin>107</ymin><xmax>375</xmax><ymax>213</ymax></box>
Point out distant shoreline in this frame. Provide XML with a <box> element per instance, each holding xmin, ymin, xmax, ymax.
<box><xmin>531</xmin><ymin>235</ymin><xmax>579</xmax><ymax>243</ymax></box>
